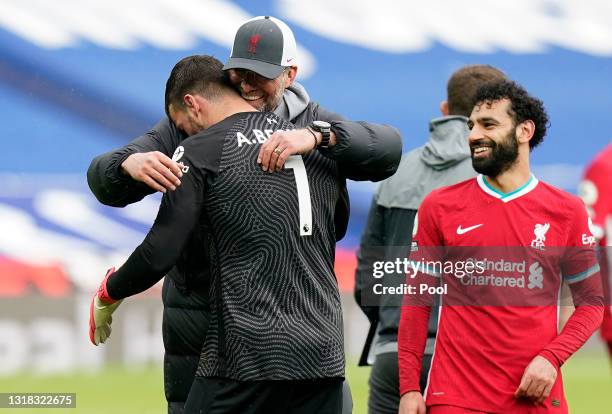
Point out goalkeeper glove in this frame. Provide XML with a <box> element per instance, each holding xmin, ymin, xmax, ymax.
<box><xmin>89</xmin><ymin>267</ymin><xmax>123</xmax><ymax>346</ymax></box>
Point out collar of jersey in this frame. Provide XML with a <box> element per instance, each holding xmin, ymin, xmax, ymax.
<box><xmin>477</xmin><ymin>174</ymin><xmax>539</xmax><ymax>202</ymax></box>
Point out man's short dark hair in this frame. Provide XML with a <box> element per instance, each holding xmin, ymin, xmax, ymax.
<box><xmin>473</xmin><ymin>80</ymin><xmax>549</xmax><ymax>149</ymax></box>
<box><xmin>164</xmin><ymin>55</ymin><xmax>230</xmax><ymax>118</ymax></box>
<box><xmin>447</xmin><ymin>65</ymin><xmax>507</xmax><ymax>117</ymax></box>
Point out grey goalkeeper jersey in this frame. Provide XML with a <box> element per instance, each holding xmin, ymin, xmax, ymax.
<box><xmin>105</xmin><ymin>110</ymin><xmax>345</xmax><ymax>380</ymax></box>
<box><xmin>186</xmin><ymin>111</ymin><xmax>345</xmax><ymax>381</ymax></box>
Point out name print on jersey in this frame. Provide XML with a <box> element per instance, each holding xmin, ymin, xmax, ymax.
<box><xmin>236</xmin><ymin>129</ymin><xmax>283</xmax><ymax>147</ymax></box>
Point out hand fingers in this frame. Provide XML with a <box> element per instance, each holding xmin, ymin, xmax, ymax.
<box><xmin>537</xmin><ymin>383</ymin><xmax>553</xmax><ymax>405</ymax></box>
<box><xmin>150</xmin><ymin>169</ymin><xmax>177</xmax><ymax>191</ymax></box>
<box><xmin>148</xmin><ymin>169</ymin><xmax>177</xmax><ymax>192</ymax></box>
<box><xmin>97</xmin><ymin>324</ymin><xmax>111</xmax><ymax>344</ymax></box>
<box><xmin>94</xmin><ymin>327</ymin><xmax>106</xmax><ymax>345</ymax></box>
<box><xmin>155</xmin><ymin>152</ymin><xmax>183</xmax><ymax>181</ymax></box>
<box><xmin>398</xmin><ymin>401</ymin><xmax>413</xmax><ymax>414</ymax></box>
<box><xmin>274</xmin><ymin>152</ymin><xmax>289</xmax><ymax>171</ymax></box>
<box><xmin>154</xmin><ymin>155</ymin><xmax>182</xmax><ymax>186</ymax></box>
<box><xmin>155</xmin><ymin>161</ymin><xmax>182</xmax><ymax>188</ymax></box>
<box><xmin>406</xmin><ymin>399</ymin><xmax>425</xmax><ymax>414</ymax></box>
<box><xmin>267</xmin><ymin>148</ymin><xmax>282</xmax><ymax>173</ymax></box>
<box><xmin>98</xmin><ymin>330</ymin><xmax>107</xmax><ymax>344</ymax></box>
<box><xmin>531</xmin><ymin>382</ymin><xmax>547</xmax><ymax>403</ymax></box>
<box><xmin>102</xmin><ymin>324</ymin><xmax>110</xmax><ymax>339</ymax></box>
<box><xmin>93</xmin><ymin>312</ymin><xmax>116</xmax><ymax>345</ymax></box>
<box><xmin>275</xmin><ymin>144</ymin><xmax>298</xmax><ymax>171</ymax></box>
<box><xmin>524</xmin><ymin>377</ymin><xmax>541</xmax><ymax>399</ymax></box>
<box><xmin>263</xmin><ymin>143</ymin><xmax>282</xmax><ymax>172</ymax></box>
<box><xmin>141</xmin><ymin>176</ymin><xmax>168</xmax><ymax>193</ymax></box>
<box><xmin>515</xmin><ymin>377</ymin><xmax>531</xmax><ymax>398</ymax></box>
<box><xmin>258</xmin><ymin>135</ymin><xmax>281</xmax><ymax>170</ymax></box>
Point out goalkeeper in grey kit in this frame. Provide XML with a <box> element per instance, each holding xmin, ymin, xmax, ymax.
<box><xmin>92</xmin><ymin>55</ymin><xmax>345</xmax><ymax>413</ymax></box>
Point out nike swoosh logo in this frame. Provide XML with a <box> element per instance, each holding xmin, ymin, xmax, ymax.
<box><xmin>95</xmin><ymin>302</ymin><xmax>111</xmax><ymax>311</ymax></box>
<box><xmin>456</xmin><ymin>224</ymin><xmax>483</xmax><ymax>235</ymax></box>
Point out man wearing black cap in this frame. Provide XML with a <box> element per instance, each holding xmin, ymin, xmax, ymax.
<box><xmin>87</xmin><ymin>15</ymin><xmax>401</xmax><ymax>414</ymax></box>
<box><xmin>222</xmin><ymin>15</ymin><xmax>399</xmax><ymax>176</ymax></box>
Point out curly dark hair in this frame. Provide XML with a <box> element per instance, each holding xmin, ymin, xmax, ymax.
<box><xmin>472</xmin><ymin>80</ymin><xmax>549</xmax><ymax>149</ymax></box>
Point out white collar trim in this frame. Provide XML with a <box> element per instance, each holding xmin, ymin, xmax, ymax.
<box><xmin>476</xmin><ymin>174</ymin><xmax>539</xmax><ymax>203</ymax></box>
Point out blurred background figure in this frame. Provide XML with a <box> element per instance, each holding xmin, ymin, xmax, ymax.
<box><xmin>0</xmin><ymin>1</ymin><xmax>611</xmax><ymax>412</ymax></box>
<box><xmin>579</xmin><ymin>143</ymin><xmax>612</xmax><ymax>367</ymax></box>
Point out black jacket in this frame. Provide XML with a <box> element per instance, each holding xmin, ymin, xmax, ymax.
<box><xmin>88</xmin><ymin>104</ymin><xmax>401</xmax><ymax>240</ymax></box>
<box><xmin>87</xmin><ymin>104</ymin><xmax>400</xmax><ymax>206</ymax></box>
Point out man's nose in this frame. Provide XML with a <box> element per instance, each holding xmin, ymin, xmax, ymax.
<box><xmin>468</xmin><ymin>127</ymin><xmax>481</xmax><ymax>142</ymax></box>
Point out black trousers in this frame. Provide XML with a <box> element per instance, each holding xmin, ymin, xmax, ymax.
<box><xmin>162</xmin><ymin>278</ymin><xmax>210</xmax><ymax>414</ymax></box>
<box><xmin>367</xmin><ymin>351</ymin><xmax>433</xmax><ymax>414</ymax></box>
<box><xmin>161</xmin><ymin>276</ymin><xmax>352</xmax><ymax>413</ymax></box>
<box><xmin>183</xmin><ymin>377</ymin><xmax>344</xmax><ymax>414</ymax></box>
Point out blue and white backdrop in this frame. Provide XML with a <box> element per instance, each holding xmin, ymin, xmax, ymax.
<box><xmin>0</xmin><ymin>0</ymin><xmax>610</xmax><ymax>371</ymax></box>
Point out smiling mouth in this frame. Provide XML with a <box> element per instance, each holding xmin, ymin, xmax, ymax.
<box><xmin>471</xmin><ymin>145</ymin><xmax>493</xmax><ymax>157</ymax></box>
<box><xmin>241</xmin><ymin>92</ymin><xmax>264</xmax><ymax>101</ymax></box>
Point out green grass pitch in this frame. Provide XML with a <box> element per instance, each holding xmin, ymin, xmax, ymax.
<box><xmin>0</xmin><ymin>349</ymin><xmax>609</xmax><ymax>413</ymax></box>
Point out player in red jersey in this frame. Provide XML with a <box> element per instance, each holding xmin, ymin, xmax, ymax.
<box><xmin>398</xmin><ymin>81</ymin><xmax>604</xmax><ymax>414</ymax></box>
<box><xmin>579</xmin><ymin>143</ymin><xmax>612</xmax><ymax>362</ymax></box>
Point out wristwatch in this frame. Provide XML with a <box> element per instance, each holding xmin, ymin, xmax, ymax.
<box><xmin>309</xmin><ymin>120</ymin><xmax>332</xmax><ymax>148</ymax></box>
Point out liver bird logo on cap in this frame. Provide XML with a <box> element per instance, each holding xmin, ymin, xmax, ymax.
<box><xmin>248</xmin><ymin>34</ymin><xmax>261</xmax><ymax>53</ymax></box>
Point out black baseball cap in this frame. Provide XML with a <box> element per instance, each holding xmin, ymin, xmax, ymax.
<box><xmin>223</xmin><ymin>16</ymin><xmax>298</xmax><ymax>79</ymax></box>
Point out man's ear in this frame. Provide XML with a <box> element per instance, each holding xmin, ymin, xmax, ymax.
<box><xmin>285</xmin><ymin>66</ymin><xmax>298</xmax><ymax>87</ymax></box>
<box><xmin>183</xmin><ymin>94</ymin><xmax>198</xmax><ymax>111</ymax></box>
<box><xmin>440</xmin><ymin>101</ymin><xmax>449</xmax><ymax>116</ymax></box>
<box><xmin>517</xmin><ymin>120</ymin><xmax>535</xmax><ymax>144</ymax></box>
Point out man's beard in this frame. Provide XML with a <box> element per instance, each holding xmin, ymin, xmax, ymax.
<box><xmin>471</xmin><ymin>129</ymin><xmax>519</xmax><ymax>177</ymax></box>
<box><xmin>261</xmin><ymin>85</ymin><xmax>285</xmax><ymax>113</ymax></box>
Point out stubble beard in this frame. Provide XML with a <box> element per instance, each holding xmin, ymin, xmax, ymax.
<box><xmin>471</xmin><ymin>130</ymin><xmax>520</xmax><ymax>178</ymax></box>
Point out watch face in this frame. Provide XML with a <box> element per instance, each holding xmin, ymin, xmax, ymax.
<box><xmin>313</xmin><ymin>120</ymin><xmax>331</xmax><ymax>129</ymax></box>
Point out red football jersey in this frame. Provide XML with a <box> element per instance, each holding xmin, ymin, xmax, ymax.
<box><xmin>579</xmin><ymin>144</ymin><xmax>612</xmax><ymax>342</ymax></box>
<box><xmin>399</xmin><ymin>174</ymin><xmax>601</xmax><ymax>413</ymax></box>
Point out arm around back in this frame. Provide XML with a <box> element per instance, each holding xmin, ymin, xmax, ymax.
<box><xmin>315</xmin><ymin>105</ymin><xmax>402</xmax><ymax>182</ymax></box>
<box><xmin>87</xmin><ymin>117</ymin><xmax>185</xmax><ymax>207</ymax></box>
